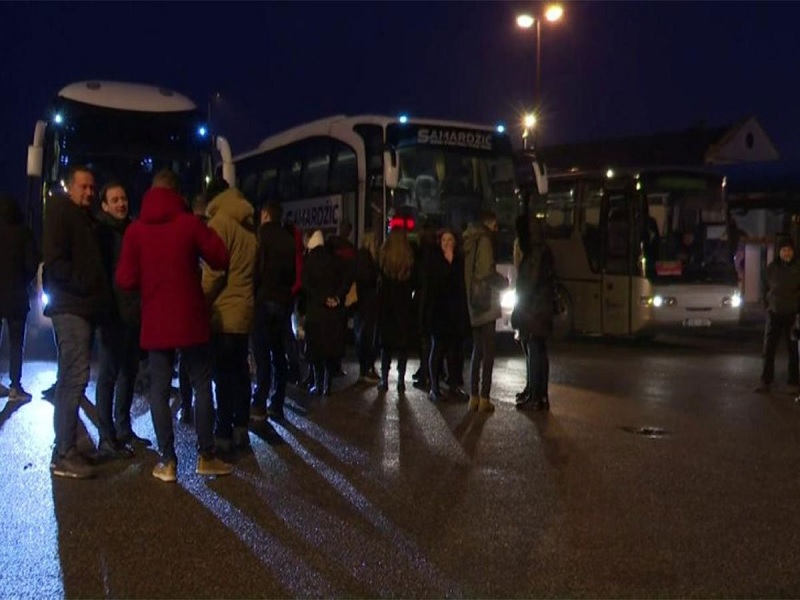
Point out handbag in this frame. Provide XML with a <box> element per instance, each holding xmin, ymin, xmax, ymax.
<box><xmin>469</xmin><ymin>239</ymin><xmax>492</xmax><ymax>313</ymax></box>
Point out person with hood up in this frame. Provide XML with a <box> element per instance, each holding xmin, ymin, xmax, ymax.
<box><xmin>0</xmin><ymin>193</ymin><xmax>39</xmax><ymax>402</ymax></box>
<box><xmin>301</xmin><ymin>230</ymin><xmax>349</xmax><ymax>395</ymax></box>
<box><xmin>116</xmin><ymin>169</ymin><xmax>231</xmax><ymax>482</ymax></box>
<box><xmin>511</xmin><ymin>215</ymin><xmax>556</xmax><ymax>411</ymax></box>
<box><xmin>202</xmin><ymin>185</ymin><xmax>257</xmax><ymax>452</ymax></box>
<box><xmin>462</xmin><ymin>210</ymin><xmax>509</xmax><ymax>413</ymax></box>
<box><xmin>756</xmin><ymin>235</ymin><xmax>800</xmax><ymax>393</ymax></box>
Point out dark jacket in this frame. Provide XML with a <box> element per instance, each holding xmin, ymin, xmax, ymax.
<box><xmin>377</xmin><ymin>269</ymin><xmax>416</xmax><ymax>351</ymax></box>
<box><xmin>42</xmin><ymin>194</ymin><xmax>113</xmax><ymax>321</ymax></box>
<box><xmin>96</xmin><ymin>211</ymin><xmax>140</xmax><ymax>325</ymax></box>
<box><xmin>512</xmin><ymin>242</ymin><xmax>556</xmax><ymax>340</ymax></box>
<box><xmin>0</xmin><ymin>195</ymin><xmax>39</xmax><ymax>318</ymax></box>
<box><xmin>354</xmin><ymin>246</ymin><xmax>379</xmax><ymax>321</ymax></box>
<box><xmin>302</xmin><ymin>245</ymin><xmax>349</xmax><ymax>361</ymax></box>
<box><xmin>423</xmin><ymin>248</ymin><xmax>469</xmax><ymax>338</ymax></box>
<box><xmin>255</xmin><ymin>221</ymin><xmax>296</xmax><ymax>309</ymax></box>
<box><xmin>761</xmin><ymin>257</ymin><xmax>800</xmax><ymax>315</ymax></box>
<box><xmin>116</xmin><ymin>186</ymin><xmax>229</xmax><ymax>350</ymax></box>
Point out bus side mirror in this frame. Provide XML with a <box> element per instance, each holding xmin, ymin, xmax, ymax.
<box><xmin>27</xmin><ymin>146</ymin><xmax>43</xmax><ymax>177</ymax></box>
<box><xmin>533</xmin><ymin>161</ymin><xmax>548</xmax><ymax>196</ymax></box>
<box><xmin>383</xmin><ymin>149</ymin><xmax>399</xmax><ymax>189</ymax></box>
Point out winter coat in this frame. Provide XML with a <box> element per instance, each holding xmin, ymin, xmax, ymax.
<box><xmin>0</xmin><ymin>195</ymin><xmax>39</xmax><ymax>318</ymax></box>
<box><xmin>423</xmin><ymin>248</ymin><xmax>469</xmax><ymax>338</ymax></box>
<box><xmin>96</xmin><ymin>211</ymin><xmax>140</xmax><ymax>325</ymax></box>
<box><xmin>761</xmin><ymin>257</ymin><xmax>800</xmax><ymax>315</ymax></box>
<box><xmin>377</xmin><ymin>269</ymin><xmax>416</xmax><ymax>351</ymax></box>
<box><xmin>116</xmin><ymin>186</ymin><xmax>229</xmax><ymax>350</ymax></box>
<box><xmin>354</xmin><ymin>246</ymin><xmax>379</xmax><ymax>323</ymax></box>
<box><xmin>255</xmin><ymin>220</ymin><xmax>296</xmax><ymax>309</ymax></box>
<box><xmin>511</xmin><ymin>242</ymin><xmax>556</xmax><ymax>340</ymax></box>
<box><xmin>202</xmin><ymin>189</ymin><xmax>258</xmax><ymax>334</ymax></box>
<box><xmin>302</xmin><ymin>245</ymin><xmax>349</xmax><ymax>361</ymax></box>
<box><xmin>42</xmin><ymin>194</ymin><xmax>113</xmax><ymax>321</ymax></box>
<box><xmin>462</xmin><ymin>223</ymin><xmax>507</xmax><ymax>327</ymax></box>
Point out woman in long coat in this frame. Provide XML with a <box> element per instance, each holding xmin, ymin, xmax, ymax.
<box><xmin>302</xmin><ymin>230</ymin><xmax>349</xmax><ymax>395</ymax></box>
<box><xmin>376</xmin><ymin>227</ymin><xmax>415</xmax><ymax>392</ymax></box>
<box><xmin>511</xmin><ymin>215</ymin><xmax>555</xmax><ymax>411</ymax></box>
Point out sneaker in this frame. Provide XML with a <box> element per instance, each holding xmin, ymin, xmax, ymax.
<box><xmin>98</xmin><ymin>439</ymin><xmax>135</xmax><ymax>460</ymax></box>
<box><xmin>0</xmin><ymin>383</ymin><xmax>9</xmax><ymax>397</ymax></box>
<box><xmin>152</xmin><ymin>460</ymin><xmax>177</xmax><ymax>482</ymax></box>
<box><xmin>363</xmin><ymin>368</ymin><xmax>380</xmax><ymax>382</ymax></box>
<box><xmin>7</xmin><ymin>386</ymin><xmax>32</xmax><ymax>402</ymax></box>
<box><xmin>196</xmin><ymin>454</ymin><xmax>234</xmax><ymax>477</ymax></box>
<box><xmin>51</xmin><ymin>448</ymin><xmax>96</xmax><ymax>479</ymax></box>
<box><xmin>250</xmin><ymin>403</ymin><xmax>267</xmax><ymax>421</ymax></box>
<box><xmin>449</xmin><ymin>387</ymin><xmax>469</xmax><ymax>402</ymax></box>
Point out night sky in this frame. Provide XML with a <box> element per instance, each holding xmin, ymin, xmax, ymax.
<box><xmin>1</xmin><ymin>1</ymin><xmax>798</xmax><ymax>200</ymax></box>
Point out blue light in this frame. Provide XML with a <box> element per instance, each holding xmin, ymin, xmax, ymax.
<box><xmin>53</xmin><ymin>113</ymin><xmax>63</xmax><ymax>125</ymax></box>
<box><xmin>197</xmin><ymin>125</ymin><xmax>208</xmax><ymax>137</ymax></box>
<box><xmin>496</xmin><ymin>124</ymin><xmax>506</xmax><ymax>133</ymax></box>
<box><xmin>398</xmin><ymin>114</ymin><xmax>409</xmax><ymax>124</ymax></box>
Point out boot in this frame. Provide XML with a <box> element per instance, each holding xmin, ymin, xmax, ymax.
<box><xmin>322</xmin><ymin>366</ymin><xmax>332</xmax><ymax>397</ymax></box>
<box><xmin>397</xmin><ymin>358</ymin><xmax>406</xmax><ymax>393</ymax></box>
<box><xmin>309</xmin><ymin>363</ymin><xmax>324</xmax><ymax>396</ymax></box>
<box><xmin>377</xmin><ymin>352</ymin><xmax>390</xmax><ymax>392</ymax></box>
<box><xmin>468</xmin><ymin>395</ymin><xmax>479</xmax><ymax>411</ymax></box>
<box><xmin>478</xmin><ymin>396</ymin><xmax>495</xmax><ymax>413</ymax></box>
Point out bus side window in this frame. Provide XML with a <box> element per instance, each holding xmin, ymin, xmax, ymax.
<box><xmin>605</xmin><ymin>198</ymin><xmax>630</xmax><ymax>274</ymax></box>
<box><xmin>581</xmin><ymin>182</ymin><xmax>603</xmax><ymax>272</ymax></box>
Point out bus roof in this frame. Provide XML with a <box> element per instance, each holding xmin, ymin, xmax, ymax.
<box><xmin>236</xmin><ymin>114</ymin><xmax>502</xmax><ymax>161</ymax></box>
<box><xmin>58</xmin><ymin>81</ymin><xmax>197</xmax><ymax>113</ymax></box>
<box><xmin>548</xmin><ymin>165</ymin><xmax>723</xmax><ymax>181</ymax></box>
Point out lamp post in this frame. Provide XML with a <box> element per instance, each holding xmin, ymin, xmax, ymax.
<box><xmin>516</xmin><ymin>4</ymin><xmax>564</xmax><ymax>147</ymax></box>
<box><xmin>208</xmin><ymin>91</ymin><xmax>221</xmax><ymax>135</ymax></box>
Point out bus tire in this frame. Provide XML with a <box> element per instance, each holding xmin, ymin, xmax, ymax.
<box><xmin>552</xmin><ymin>284</ymin><xmax>574</xmax><ymax>341</ymax></box>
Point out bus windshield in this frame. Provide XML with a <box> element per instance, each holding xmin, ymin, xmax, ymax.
<box><xmin>387</xmin><ymin>126</ymin><xmax>518</xmax><ymax>263</ymax></box>
<box><xmin>642</xmin><ymin>173</ymin><xmax>736</xmax><ymax>284</ymax></box>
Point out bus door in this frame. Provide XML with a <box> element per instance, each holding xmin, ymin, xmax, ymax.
<box><xmin>601</xmin><ymin>184</ymin><xmax>634</xmax><ymax>335</ymax></box>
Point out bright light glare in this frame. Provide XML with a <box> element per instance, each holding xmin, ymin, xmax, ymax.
<box><xmin>516</xmin><ymin>14</ymin><xmax>534</xmax><ymax>28</ymax></box>
<box><xmin>496</xmin><ymin>124</ymin><xmax>506</xmax><ymax>133</ymax></box>
<box><xmin>41</xmin><ymin>292</ymin><xmax>50</xmax><ymax>307</ymax></box>
<box><xmin>730</xmin><ymin>293</ymin><xmax>743</xmax><ymax>308</ymax></box>
<box><xmin>501</xmin><ymin>289</ymin><xmax>518</xmax><ymax>310</ymax></box>
<box><xmin>197</xmin><ymin>126</ymin><xmax>208</xmax><ymax>137</ymax></box>
<box><xmin>523</xmin><ymin>113</ymin><xmax>537</xmax><ymax>129</ymax></box>
<box><xmin>606</xmin><ymin>169</ymin><xmax>615</xmax><ymax>179</ymax></box>
<box><xmin>398</xmin><ymin>114</ymin><xmax>409</xmax><ymax>124</ymax></box>
<box><xmin>53</xmin><ymin>113</ymin><xmax>63</xmax><ymax>125</ymax></box>
<box><xmin>652</xmin><ymin>295</ymin><xmax>664</xmax><ymax>308</ymax></box>
<box><xmin>544</xmin><ymin>4</ymin><xmax>564</xmax><ymax>22</ymax></box>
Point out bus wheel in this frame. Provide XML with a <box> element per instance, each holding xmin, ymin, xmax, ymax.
<box><xmin>552</xmin><ymin>285</ymin><xmax>574</xmax><ymax>341</ymax></box>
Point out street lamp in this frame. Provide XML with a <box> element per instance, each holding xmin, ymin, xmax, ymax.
<box><xmin>516</xmin><ymin>3</ymin><xmax>564</xmax><ymax>145</ymax></box>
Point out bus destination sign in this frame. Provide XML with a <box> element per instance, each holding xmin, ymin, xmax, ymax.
<box><xmin>416</xmin><ymin>127</ymin><xmax>493</xmax><ymax>151</ymax></box>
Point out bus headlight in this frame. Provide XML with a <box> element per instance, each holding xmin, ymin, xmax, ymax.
<box><xmin>501</xmin><ymin>289</ymin><xmax>517</xmax><ymax>310</ymax></box>
<box><xmin>722</xmin><ymin>293</ymin><xmax>742</xmax><ymax>308</ymax></box>
<box><xmin>640</xmin><ymin>295</ymin><xmax>677</xmax><ymax>308</ymax></box>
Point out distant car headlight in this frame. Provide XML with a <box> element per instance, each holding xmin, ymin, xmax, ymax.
<box><xmin>500</xmin><ymin>289</ymin><xmax>517</xmax><ymax>310</ymax></box>
<box><xmin>722</xmin><ymin>293</ymin><xmax>742</xmax><ymax>308</ymax></box>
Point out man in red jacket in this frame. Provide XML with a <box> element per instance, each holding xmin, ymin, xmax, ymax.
<box><xmin>116</xmin><ymin>170</ymin><xmax>232</xmax><ymax>482</ymax></box>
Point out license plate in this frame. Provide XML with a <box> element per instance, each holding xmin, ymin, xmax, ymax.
<box><xmin>683</xmin><ymin>318</ymin><xmax>711</xmax><ymax>327</ymax></box>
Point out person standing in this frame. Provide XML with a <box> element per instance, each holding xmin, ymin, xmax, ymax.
<box><xmin>252</xmin><ymin>201</ymin><xmax>296</xmax><ymax>420</ymax></box>
<box><xmin>423</xmin><ymin>229</ymin><xmax>469</xmax><ymax>402</ymax></box>
<box><xmin>0</xmin><ymin>193</ymin><xmax>40</xmax><ymax>402</ymax></box>
<box><xmin>511</xmin><ymin>216</ymin><xmax>556</xmax><ymax>411</ymax></box>
<box><xmin>302</xmin><ymin>230</ymin><xmax>349</xmax><ymax>395</ymax></box>
<box><xmin>203</xmin><ymin>186</ymin><xmax>257</xmax><ymax>449</ymax></box>
<box><xmin>376</xmin><ymin>226</ymin><xmax>416</xmax><ymax>393</ymax></box>
<box><xmin>354</xmin><ymin>230</ymin><xmax>380</xmax><ymax>382</ymax></box>
<box><xmin>44</xmin><ymin>166</ymin><xmax>114</xmax><ymax>478</ymax></box>
<box><xmin>463</xmin><ymin>210</ymin><xmax>509</xmax><ymax>413</ymax></box>
<box><xmin>116</xmin><ymin>169</ymin><xmax>232</xmax><ymax>482</ymax></box>
<box><xmin>94</xmin><ymin>182</ymin><xmax>149</xmax><ymax>454</ymax></box>
<box><xmin>756</xmin><ymin>236</ymin><xmax>800</xmax><ymax>392</ymax></box>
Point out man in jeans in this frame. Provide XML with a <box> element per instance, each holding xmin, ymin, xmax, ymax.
<box><xmin>43</xmin><ymin>166</ymin><xmax>114</xmax><ymax>479</ymax></box>
<box><xmin>116</xmin><ymin>170</ymin><xmax>231</xmax><ymax>482</ymax></box>
<box><xmin>462</xmin><ymin>210</ymin><xmax>508</xmax><ymax>413</ymax></box>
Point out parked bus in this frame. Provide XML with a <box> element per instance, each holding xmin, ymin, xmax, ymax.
<box><xmin>233</xmin><ymin>114</ymin><xmax>527</xmax><ymax>329</ymax></box>
<box><xmin>511</xmin><ymin>164</ymin><xmax>742</xmax><ymax>338</ymax></box>
<box><xmin>24</xmin><ymin>80</ymin><xmax>234</xmax><ymax>344</ymax></box>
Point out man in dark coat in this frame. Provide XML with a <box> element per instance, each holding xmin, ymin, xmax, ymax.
<box><xmin>0</xmin><ymin>193</ymin><xmax>39</xmax><ymax>401</ymax></box>
<box><xmin>116</xmin><ymin>169</ymin><xmax>232</xmax><ymax>482</ymax></box>
<box><xmin>43</xmin><ymin>166</ymin><xmax>114</xmax><ymax>479</ymax></box>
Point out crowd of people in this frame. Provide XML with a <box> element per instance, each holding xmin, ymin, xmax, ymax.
<box><xmin>0</xmin><ymin>165</ymin><xmax>558</xmax><ymax>482</ymax></box>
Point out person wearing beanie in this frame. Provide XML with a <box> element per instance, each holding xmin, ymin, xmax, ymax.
<box><xmin>116</xmin><ymin>170</ymin><xmax>233</xmax><ymax>482</ymax></box>
<box><xmin>756</xmin><ymin>235</ymin><xmax>800</xmax><ymax>393</ymax></box>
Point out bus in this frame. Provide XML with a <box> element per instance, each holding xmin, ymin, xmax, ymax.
<box><xmin>233</xmin><ymin>114</ymin><xmax>528</xmax><ymax>329</ymax></box>
<box><xmin>511</xmin><ymin>163</ymin><xmax>743</xmax><ymax>338</ymax></box>
<box><xmin>24</xmin><ymin>80</ymin><xmax>234</xmax><ymax>344</ymax></box>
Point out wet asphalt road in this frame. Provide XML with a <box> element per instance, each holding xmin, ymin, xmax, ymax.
<box><xmin>2</xmin><ymin>328</ymin><xmax>800</xmax><ymax>598</ymax></box>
